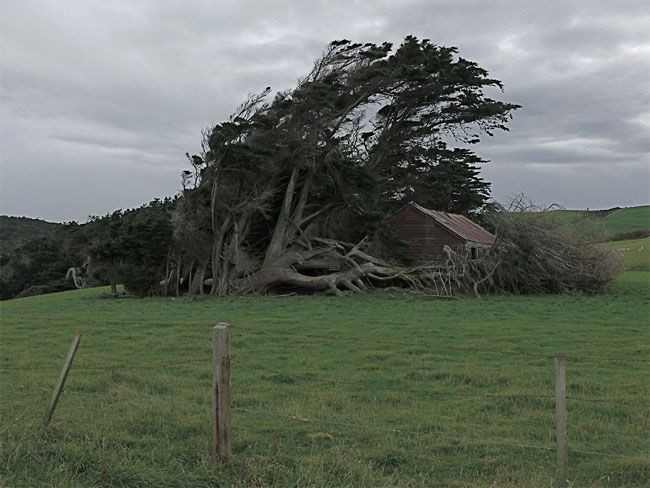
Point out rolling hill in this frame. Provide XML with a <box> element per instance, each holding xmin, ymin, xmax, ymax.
<box><xmin>602</xmin><ymin>237</ymin><xmax>650</xmax><ymax>271</ymax></box>
<box><xmin>550</xmin><ymin>205</ymin><xmax>650</xmax><ymax>240</ymax></box>
<box><xmin>0</xmin><ymin>215</ymin><xmax>61</xmax><ymax>254</ymax></box>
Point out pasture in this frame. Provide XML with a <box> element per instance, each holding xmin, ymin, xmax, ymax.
<box><xmin>551</xmin><ymin>205</ymin><xmax>650</xmax><ymax>240</ymax></box>
<box><xmin>1</xmin><ymin>272</ymin><xmax>649</xmax><ymax>487</ymax></box>
<box><xmin>602</xmin><ymin>206</ymin><xmax>650</xmax><ymax>235</ymax></box>
<box><xmin>604</xmin><ymin>237</ymin><xmax>650</xmax><ymax>271</ymax></box>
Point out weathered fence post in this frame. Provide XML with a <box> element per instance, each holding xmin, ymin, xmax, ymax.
<box><xmin>43</xmin><ymin>332</ymin><xmax>81</xmax><ymax>426</ymax></box>
<box><xmin>212</xmin><ymin>323</ymin><xmax>232</xmax><ymax>459</ymax></box>
<box><xmin>555</xmin><ymin>357</ymin><xmax>568</xmax><ymax>488</ymax></box>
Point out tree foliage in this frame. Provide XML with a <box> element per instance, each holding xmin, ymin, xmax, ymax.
<box><xmin>83</xmin><ymin>200</ymin><xmax>174</xmax><ymax>296</ymax></box>
<box><xmin>172</xmin><ymin>36</ymin><xmax>519</xmax><ymax>295</ymax></box>
<box><xmin>0</xmin><ymin>227</ymin><xmax>79</xmax><ymax>299</ymax></box>
<box><xmin>2</xmin><ymin>37</ymin><xmax>623</xmax><ymax>300</ymax></box>
<box><xmin>3</xmin><ymin>37</ymin><xmax>541</xmax><ymax>300</ymax></box>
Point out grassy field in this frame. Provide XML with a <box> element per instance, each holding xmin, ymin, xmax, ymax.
<box><xmin>603</xmin><ymin>206</ymin><xmax>650</xmax><ymax>235</ymax></box>
<box><xmin>603</xmin><ymin>237</ymin><xmax>650</xmax><ymax>271</ymax></box>
<box><xmin>1</xmin><ymin>273</ymin><xmax>649</xmax><ymax>487</ymax></box>
<box><xmin>551</xmin><ymin>205</ymin><xmax>650</xmax><ymax>237</ymax></box>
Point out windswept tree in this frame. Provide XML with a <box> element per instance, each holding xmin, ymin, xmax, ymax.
<box><xmin>175</xmin><ymin>36</ymin><xmax>520</xmax><ymax>295</ymax></box>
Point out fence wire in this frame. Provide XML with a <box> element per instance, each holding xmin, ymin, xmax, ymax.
<box><xmin>1</xmin><ymin>318</ymin><xmax>649</xmax><ymax>470</ymax></box>
<box><xmin>4</xmin><ymin>356</ymin><xmax>649</xmax><ymax>407</ymax></box>
<box><xmin>2</xmin><ymin>314</ymin><xmax>649</xmax><ymax>364</ymax></box>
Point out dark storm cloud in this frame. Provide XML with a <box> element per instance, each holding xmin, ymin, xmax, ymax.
<box><xmin>1</xmin><ymin>0</ymin><xmax>648</xmax><ymax>220</ymax></box>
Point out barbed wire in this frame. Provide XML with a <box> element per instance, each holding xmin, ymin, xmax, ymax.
<box><xmin>569</xmin><ymin>447</ymin><xmax>650</xmax><ymax>460</ymax></box>
<box><xmin>236</xmin><ymin>407</ymin><xmax>649</xmax><ymax>461</ymax></box>
<box><xmin>3</xmin><ymin>355</ymin><xmax>648</xmax><ymax>407</ymax></box>
<box><xmin>236</xmin><ymin>405</ymin><xmax>555</xmax><ymax>451</ymax></box>
<box><xmin>8</xmin><ymin>382</ymin><xmax>647</xmax><ymax>441</ymax></box>
<box><xmin>572</xmin><ymin>423</ymin><xmax>650</xmax><ymax>439</ymax></box>
<box><xmin>7</xmin><ymin>384</ymin><xmax>213</xmax><ymax>408</ymax></box>
<box><xmin>232</xmin><ymin>359</ymin><xmax>650</xmax><ymax>407</ymax></box>
<box><xmin>231</xmin><ymin>359</ymin><xmax>556</xmax><ymax>400</ymax></box>
<box><xmin>0</xmin><ymin>357</ymin><xmax>210</xmax><ymax>371</ymax></box>
<box><xmin>567</xmin><ymin>396</ymin><xmax>650</xmax><ymax>407</ymax></box>
<box><xmin>6</xmin><ymin>380</ymin><xmax>648</xmax><ymax>449</ymax></box>
<box><xmin>229</xmin><ymin>324</ymin><xmax>650</xmax><ymax>364</ymax></box>
<box><xmin>2</xmin><ymin>314</ymin><xmax>649</xmax><ymax>466</ymax></box>
<box><xmin>2</xmin><ymin>315</ymin><xmax>649</xmax><ymax>364</ymax></box>
<box><xmin>0</xmin><ymin>315</ymin><xmax>205</xmax><ymax>327</ymax></box>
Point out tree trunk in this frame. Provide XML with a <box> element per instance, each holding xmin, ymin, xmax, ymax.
<box><xmin>165</xmin><ymin>267</ymin><xmax>177</xmax><ymax>297</ymax></box>
<box><xmin>198</xmin><ymin>264</ymin><xmax>207</xmax><ymax>296</ymax></box>
<box><xmin>187</xmin><ymin>261</ymin><xmax>194</xmax><ymax>296</ymax></box>
<box><xmin>175</xmin><ymin>258</ymin><xmax>181</xmax><ymax>297</ymax></box>
<box><xmin>190</xmin><ymin>262</ymin><xmax>206</xmax><ymax>296</ymax></box>
<box><xmin>236</xmin><ymin>258</ymin><xmax>385</xmax><ymax>295</ymax></box>
<box><xmin>264</xmin><ymin>167</ymin><xmax>299</xmax><ymax>263</ymax></box>
<box><xmin>210</xmin><ymin>215</ymin><xmax>232</xmax><ymax>295</ymax></box>
<box><xmin>163</xmin><ymin>252</ymin><xmax>171</xmax><ymax>294</ymax></box>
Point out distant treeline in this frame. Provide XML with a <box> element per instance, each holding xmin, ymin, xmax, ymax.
<box><xmin>1</xmin><ymin>197</ymin><xmax>631</xmax><ymax>300</ymax></box>
<box><xmin>0</xmin><ymin>200</ymin><xmax>174</xmax><ymax>300</ymax></box>
<box><xmin>0</xmin><ymin>216</ymin><xmax>61</xmax><ymax>252</ymax></box>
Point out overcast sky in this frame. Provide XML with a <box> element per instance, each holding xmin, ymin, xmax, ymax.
<box><xmin>1</xmin><ymin>0</ymin><xmax>649</xmax><ymax>222</ymax></box>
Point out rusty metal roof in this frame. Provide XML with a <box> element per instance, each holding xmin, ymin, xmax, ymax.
<box><xmin>409</xmin><ymin>202</ymin><xmax>496</xmax><ymax>245</ymax></box>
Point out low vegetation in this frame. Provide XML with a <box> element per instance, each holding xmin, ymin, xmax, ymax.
<box><xmin>473</xmin><ymin>207</ymin><xmax>623</xmax><ymax>295</ymax></box>
<box><xmin>1</xmin><ymin>272</ymin><xmax>648</xmax><ymax>486</ymax></box>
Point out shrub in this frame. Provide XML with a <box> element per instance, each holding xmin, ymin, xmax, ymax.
<box><xmin>116</xmin><ymin>263</ymin><xmax>162</xmax><ymax>297</ymax></box>
<box><xmin>481</xmin><ymin>205</ymin><xmax>624</xmax><ymax>294</ymax></box>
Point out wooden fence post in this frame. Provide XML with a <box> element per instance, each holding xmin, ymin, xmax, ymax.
<box><xmin>555</xmin><ymin>357</ymin><xmax>568</xmax><ymax>488</ymax></box>
<box><xmin>43</xmin><ymin>332</ymin><xmax>81</xmax><ymax>426</ymax></box>
<box><xmin>212</xmin><ymin>323</ymin><xmax>232</xmax><ymax>459</ymax></box>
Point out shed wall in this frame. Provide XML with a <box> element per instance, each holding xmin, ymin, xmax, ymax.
<box><xmin>385</xmin><ymin>206</ymin><xmax>464</xmax><ymax>263</ymax></box>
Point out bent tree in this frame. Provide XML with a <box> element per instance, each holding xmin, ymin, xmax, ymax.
<box><xmin>173</xmin><ymin>36</ymin><xmax>520</xmax><ymax>295</ymax></box>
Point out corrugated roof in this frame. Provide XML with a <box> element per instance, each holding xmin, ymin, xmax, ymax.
<box><xmin>409</xmin><ymin>202</ymin><xmax>496</xmax><ymax>245</ymax></box>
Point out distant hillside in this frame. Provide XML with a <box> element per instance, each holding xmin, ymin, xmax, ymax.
<box><xmin>550</xmin><ymin>205</ymin><xmax>650</xmax><ymax>240</ymax></box>
<box><xmin>0</xmin><ymin>216</ymin><xmax>61</xmax><ymax>253</ymax></box>
<box><xmin>602</xmin><ymin>237</ymin><xmax>649</xmax><ymax>271</ymax></box>
<box><xmin>602</xmin><ymin>206</ymin><xmax>650</xmax><ymax>235</ymax></box>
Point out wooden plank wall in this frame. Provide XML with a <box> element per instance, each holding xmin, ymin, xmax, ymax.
<box><xmin>385</xmin><ymin>207</ymin><xmax>464</xmax><ymax>263</ymax></box>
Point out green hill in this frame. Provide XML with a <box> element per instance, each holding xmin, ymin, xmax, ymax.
<box><xmin>550</xmin><ymin>205</ymin><xmax>650</xmax><ymax>240</ymax></box>
<box><xmin>602</xmin><ymin>206</ymin><xmax>650</xmax><ymax>235</ymax></box>
<box><xmin>602</xmin><ymin>237</ymin><xmax>650</xmax><ymax>271</ymax></box>
<box><xmin>0</xmin><ymin>215</ymin><xmax>61</xmax><ymax>254</ymax></box>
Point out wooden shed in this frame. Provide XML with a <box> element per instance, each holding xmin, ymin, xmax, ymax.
<box><xmin>384</xmin><ymin>202</ymin><xmax>495</xmax><ymax>263</ymax></box>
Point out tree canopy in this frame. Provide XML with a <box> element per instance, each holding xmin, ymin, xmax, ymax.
<box><xmin>171</xmin><ymin>36</ymin><xmax>520</xmax><ymax>296</ymax></box>
<box><xmin>3</xmin><ymin>37</ymin><xmax>620</xmax><ymax>300</ymax></box>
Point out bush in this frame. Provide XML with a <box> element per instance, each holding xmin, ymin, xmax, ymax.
<box><xmin>482</xmin><ymin>206</ymin><xmax>624</xmax><ymax>294</ymax></box>
<box><xmin>116</xmin><ymin>263</ymin><xmax>162</xmax><ymax>297</ymax></box>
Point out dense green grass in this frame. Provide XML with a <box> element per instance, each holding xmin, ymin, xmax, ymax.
<box><xmin>603</xmin><ymin>238</ymin><xmax>650</xmax><ymax>271</ymax></box>
<box><xmin>1</xmin><ymin>273</ymin><xmax>649</xmax><ymax>487</ymax></box>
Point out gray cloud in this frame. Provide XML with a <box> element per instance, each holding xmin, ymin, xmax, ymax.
<box><xmin>1</xmin><ymin>0</ymin><xmax>648</xmax><ymax>221</ymax></box>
